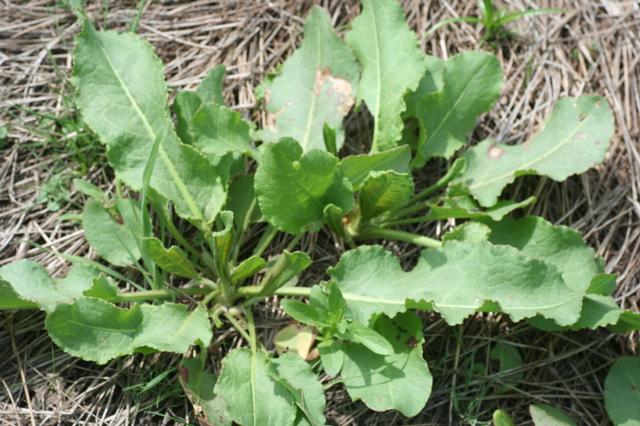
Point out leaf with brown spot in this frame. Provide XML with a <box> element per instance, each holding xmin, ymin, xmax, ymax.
<box><xmin>459</xmin><ymin>96</ymin><xmax>614</xmax><ymax>207</ymax></box>
<box><xmin>259</xmin><ymin>6</ymin><xmax>359</xmax><ymax>152</ymax></box>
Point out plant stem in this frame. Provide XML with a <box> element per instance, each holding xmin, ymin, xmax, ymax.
<box><xmin>253</xmin><ymin>224</ymin><xmax>279</xmax><ymax>257</ymax></box>
<box><xmin>106</xmin><ymin>282</ymin><xmax>311</xmax><ymax>305</ymax></box>
<box><xmin>357</xmin><ymin>226</ymin><xmax>442</xmax><ymax>249</ymax></box>
<box><xmin>223</xmin><ymin>311</ymin><xmax>252</xmax><ymax>344</ymax></box>
<box><xmin>113</xmin><ymin>285</ymin><xmax>212</xmax><ymax>303</ymax></box>
<box><xmin>412</xmin><ymin>159</ymin><xmax>465</xmax><ymax>203</ymax></box>
<box><xmin>237</xmin><ymin>286</ymin><xmax>311</xmax><ymax>298</ymax></box>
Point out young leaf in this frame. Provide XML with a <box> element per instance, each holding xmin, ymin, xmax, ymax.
<box><xmin>344</xmin><ymin>322</ymin><xmax>393</xmax><ymax>355</ymax></box>
<box><xmin>257</xmin><ymin>251</ymin><xmax>311</xmax><ymax>297</ymax></box>
<box><xmin>318</xmin><ymin>339</ymin><xmax>344</xmax><ymax>376</ymax></box>
<box><xmin>74</xmin><ymin>24</ymin><xmax>227</xmax><ymax>227</ymax></box>
<box><xmin>82</xmin><ymin>199</ymin><xmax>142</xmax><ymax>267</ymax></box>
<box><xmin>45</xmin><ymin>298</ymin><xmax>211</xmax><ymax>364</ymax></box>
<box><xmin>261</xmin><ymin>6</ymin><xmax>358</xmax><ymax>152</ymax></box>
<box><xmin>359</xmin><ymin>171</ymin><xmax>413</xmax><ymax>220</ymax></box>
<box><xmin>214</xmin><ymin>348</ymin><xmax>297</xmax><ymax>426</ymax></box>
<box><xmin>270</xmin><ymin>352</ymin><xmax>326</xmax><ymax>426</ymax></box>
<box><xmin>255</xmin><ymin>138</ymin><xmax>354</xmax><ymax>234</ymax></box>
<box><xmin>0</xmin><ymin>261</ymin><xmax>97</xmax><ymax>312</ymax></box>
<box><xmin>226</xmin><ymin>175</ymin><xmax>261</xmax><ymax>233</ymax></box>
<box><xmin>460</xmin><ymin>96</ymin><xmax>614</xmax><ymax>207</ymax></box>
<box><xmin>493</xmin><ymin>409</ymin><xmax>516</xmax><ymax>426</ymax></box>
<box><xmin>341</xmin><ymin>312</ymin><xmax>432</xmax><ymax>417</ymax></box>
<box><xmin>141</xmin><ymin>237</ymin><xmax>199</xmax><ymax>279</ymax></box>
<box><xmin>230</xmin><ymin>255</ymin><xmax>267</xmax><ymax>285</ymax></box>
<box><xmin>340</xmin><ymin>145</ymin><xmax>411</xmax><ymax>188</ymax></box>
<box><xmin>196</xmin><ymin>64</ymin><xmax>226</xmax><ymax>105</ymax></box>
<box><xmin>605</xmin><ymin>357</ymin><xmax>640</xmax><ymax>426</ymax></box>
<box><xmin>179</xmin><ymin>358</ymin><xmax>231</xmax><ymax>426</ymax></box>
<box><xmin>413</xmin><ymin>51</ymin><xmax>503</xmax><ymax>162</ymax></box>
<box><xmin>281</xmin><ymin>299</ymin><xmax>327</xmax><ymax>327</ymax></box>
<box><xmin>329</xmin><ymin>242</ymin><xmax>581</xmax><ymax>326</ymax></box>
<box><xmin>529</xmin><ymin>404</ymin><xmax>577</xmax><ymax>426</ymax></box>
<box><xmin>346</xmin><ymin>0</ymin><xmax>426</xmax><ymax>151</ymax></box>
<box><xmin>490</xmin><ymin>342</ymin><xmax>523</xmax><ymax>391</ymax></box>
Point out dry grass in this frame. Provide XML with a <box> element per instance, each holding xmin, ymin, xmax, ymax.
<box><xmin>1</xmin><ymin>0</ymin><xmax>639</xmax><ymax>424</ymax></box>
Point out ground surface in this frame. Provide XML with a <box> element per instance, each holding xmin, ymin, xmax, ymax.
<box><xmin>1</xmin><ymin>0</ymin><xmax>639</xmax><ymax>425</ymax></box>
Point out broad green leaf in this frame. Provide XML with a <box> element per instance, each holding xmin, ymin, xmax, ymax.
<box><xmin>281</xmin><ymin>299</ymin><xmax>327</xmax><ymax>327</ymax></box>
<box><xmin>414</xmin><ymin>51</ymin><xmax>502</xmax><ymax>162</ymax></box>
<box><xmin>340</xmin><ymin>145</ymin><xmax>411</xmax><ymax>188</ymax></box>
<box><xmin>83</xmin><ymin>275</ymin><xmax>119</xmax><ymax>300</ymax></box>
<box><xmin>529</xmin><ymin>404</ymin><xmax>577</xmax><ymax>426</ymax></box>
<box><xmin>179</xmin><ymin>358</ymin><xmax>231</xmax><ymax>426</ymax></box>
<box><xmin>318</xmin><ymin>339</ymin><xmax>344</xmax><ymax>376</ymax></box>
<box><xmin>588</xmin><ymin>273</ymin><xmax>617</xmax><ymax>296</ymax></box>
<box><xmin>330</xmin><ymin>242</ymin><xmax>581</xmax><ymax>326</ymax></box>
<box><xmin>605</xmin><ymin>357</ymin><xmax>640</xmax><ymax>426</ymax></box>
<box><xmin>486</xmin><ymin>216</ymin><xmax>600</xmax><ymax>294</ymax></box>
<box><xmin>443</xmin><ymin>222</ymin><xmax>491</xmax><ymax>243</ymax></box>
<box><xmin>271</xmin><ymin>352</ymin><xmax>326</xmax><ymax>426</ymax></box>
<box><xmin>47</xmin><ymin>297</ymin><xmax>141</xmax><ymax>364</ymax></box>
<box><xmin>191</xmin><ymin>103</ymin><xmax>255</xmax><ymax>158</ymax></box>
<box><xmin>255</xmin><ymin>139</ymin><xmax>354</xmax><ymax>234</ymax></box>
<box><xmin>196</xmin><ymin>64</ymin><xmax>225</xmax><ymax>105</ymax></box>
<box><xmin>490</xmin><ymin>342</ymin><xmax>523</xmax><ymax>391</ymax></box>
<box><xmin>274</xmin><ymin>324</ymin><xmax>315</xmax><ymax>360</ymax></box>
<box><xmin>230</xmin><ymin>255</ymin><xmax>267</xmax><ymax>285</ymax></box>
<box><xmin>609</xmin><ymin>311</ymin><xmax>640</xmax><ymax>333</ymax></box>
<box><xmin>341</xmin><ymin>312</ymin><xmax>432</xmax><ymax>417</ymax></box>
<box><xmin>173</xmin><ymin>91</ymin><xmax>202</xmax><ymax>144</ymax></box>
<box><xmin>0</xmin><ymin>261</ymin><xmax>97</xmax><ymax>312</ymax></box>
<box><xmin>344</xmin><ymin>322</ymin><xmax>393</xmax><ymax>355</ymax></box>
<box><xmin>141</xmin><ymin>237</ymin><xmax>198</xmax><ymax>279</ymax></box>
<box><xmin>0</xmin><ymin>280</ymin><xmax>38</xmax><ymax>310</ymax></box>
<box><xmin>45</xmin><ymin>298</ymin><xmax>211</xmax><ymax>364</ymax></box>
<box><xmin>215</xmin><ymin>348</ymin><xmax>297</xmax><ymax>426</ymax></box>
<box><xmin>359</xmin><ymin>171</ymin><xmax>413</xmax><ymax>220</ymax></box>
<box><xmin>346</xmin><ymin>0</ymin><xmax>426</xmax><ymax>151</ymax></box>
<box><xmin>261</xmin><ymin>6</ymin><xmax>359</xmax><ymax>152</ymax></box>
<box><xmin>485</xmin><ymin>216</ymin><xmax>625</xmax><ymax>330</ymax></box>
<box><xmin>226</xmin><ymin>175</ymin><xmax>261</xmax><ymax>233</ymax></box>
<box><xmin>427</xmin><ymin>195</ymin><xmax>536</xmax><ymax>221</ymax></box>
<box><xmin>460</xmin><ymin>96</ymin><xmax>614</xmax><ymax>207</ymax></box>
<box><xmin>74</xmin><ymin>24</ymin><xmax>227</xmax><ymax>227</ymax></box>
<box><xmin>135</xmin><ymin>303</ymin><xmax>212</xmax><ymax>352</ymax></box>
<box><xmin>404</xmin><ymin>55</ymin><xmax>445</xmax><ymax>117</ymax></box>
<box><xmin>82</xmin><ymin>199</ymin><xmax>141</xmax><ymax>266</ymax></box>
<box><xmin>493</xmin><ymin>409</ymin><xmax>515</xmax><ymax>426</ymax></box>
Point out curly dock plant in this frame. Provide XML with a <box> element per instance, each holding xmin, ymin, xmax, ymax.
<box><xmin>2</xmin><ymin>1</ymin><xmax>638</xmax><ymax>424</ymax></box>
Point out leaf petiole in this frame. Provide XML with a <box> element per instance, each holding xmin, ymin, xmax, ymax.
<box><xmin>356</xmin><ymin>226</ymin><xmax>442</xmax><ymax>249</ymax></box>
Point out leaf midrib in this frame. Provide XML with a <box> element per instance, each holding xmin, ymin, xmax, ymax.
<box><xmin>300</xmin><ymin>21</ymin><xmax>323</xmax><ymax>151</ymax></box>
<box><xmin>368</xmin><ymin>0</ymin><xmax>383</xmax><ymax>151</ymax></box>
<box><xmin>95</xmin><ymin>34</ymin><xmax>203</xmax><ymax>221</ymax></box>
<box><xmin>426</xmin><ymin>57</ymin><xmax>492</xmax><ymax>149</ymax></box>
<box><xmin>469</xmin><ymin>102</ymin><xmax>597</xmax><ymax>191</ymax></box>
